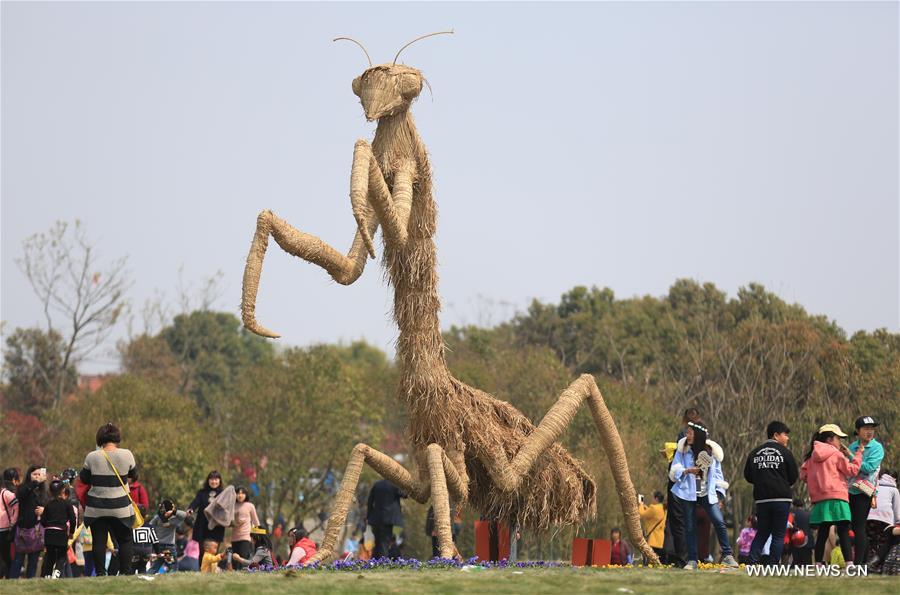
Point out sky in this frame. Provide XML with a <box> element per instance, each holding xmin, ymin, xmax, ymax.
<box><xmin>2</xmin><ymin>1</ymin><xmax>898</xmax><ymax>373</ymax></box>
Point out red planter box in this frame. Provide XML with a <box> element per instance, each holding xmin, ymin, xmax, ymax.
<box><xmin>474</xmin><ymin>521</ymin><xmax>510</xmax><ymax>562</ymax></box>
<box><xmin>572</xmin><ymin>537</ymin><xmax>612</xmax><ymax>567</ymax></box>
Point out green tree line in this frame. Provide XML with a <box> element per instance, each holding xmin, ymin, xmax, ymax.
<box><xmin>2</xmin><ymin>280</ymin><xmax>898</xmax><ymax>560</ymax></box>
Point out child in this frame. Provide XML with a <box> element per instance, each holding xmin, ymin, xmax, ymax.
<box><xmin>177</xmin><ymin>526</ymin><xmax>201</xmax><ymax>571</ymax></box>
<box><xmin>69</xmin><ymin>520</ymin><xmax>85</xmax><ymax>577</ymax></box>
<box><xmin>200</xmin><ymin>539</ymin><xmax>223</xmax><ymax>573</ymax></box>
<box><xmin>230</xmin><ymin>487</ymin><xmax>260</xmax><ymax>570</ymax></box>
<box><xmin>148</xmin><ymin>499</ymin><xmax>187</xmax><ymax>574</ymax></box>
<box><xmin>800</xmin><ymin>424</ymin><xmax>863</xmax><ymax>566</ymax></box>
<box><xmin>40</xmin><ymin>479</ymin><xmax>77</xmax><ymax>578</ymax></box>
<box><xmin>736</xmin><ymin>516</ymin><xmax>757</xmax><ymax>564</ymax></box>
<box><xmin>231</xmin><ymin>526</ymin><xmax>275</xmax><ymax>569</ymax></box>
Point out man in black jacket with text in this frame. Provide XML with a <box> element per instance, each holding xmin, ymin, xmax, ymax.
<box><xmin>743</xmin><ymin>421</ymin><xmax>799</xmax><ymax>566</ymax></box>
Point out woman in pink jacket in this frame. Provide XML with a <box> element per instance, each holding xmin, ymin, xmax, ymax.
<box><xmin>800</xmin><ymin>424</ymin><xmax>864</xmax><ymax>566</ymax></box>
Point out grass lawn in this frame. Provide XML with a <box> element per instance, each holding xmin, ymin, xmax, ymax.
<box><xmin>2</xmin><ymin>567</ymin><xmax>897</xmax><ymax>594</ymax></box>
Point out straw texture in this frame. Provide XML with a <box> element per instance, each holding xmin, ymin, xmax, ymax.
<box><xmin>307</xmin><ymin>443</ymin><xmax>427</xmax><ymax>565</ymax></box>
<box><xmin>240</xmin><ymin>62</ymin><xmax>657</xmax><ymax>565</ymax></box>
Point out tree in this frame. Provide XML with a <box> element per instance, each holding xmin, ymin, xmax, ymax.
<box><xmin>2</xmin><ymin>327</ymin><xmax>77</xmax><ymax>415</ymax></box>
<box><xmin>223</xmin><ymin>345</ymin><xmax>386</xmax><ymax>532</ymax></box>
<box><xmin>159</xmin><ymin>311</ymin><xmax>274</xmax><ymax>415</ymax></box>
<box><xmin>15</xmin><ymin>220</ymin><xmax>130</xmax><ymax>407</ymax></box>
<box><xmin>44</xmin><ymin>375</ymin><xmax>214</xmax><ymax>505</ymax></box>
<box><xmin>0</xmin><ymin>410</ymin><xmax>51</xmax><ymax>466</ymax></box>
<box><xmin>119</xmin><ymin>334</ymin><xmax>182</xmax><ymax>392</ymax></box>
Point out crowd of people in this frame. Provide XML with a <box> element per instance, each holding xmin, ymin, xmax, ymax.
<box><xmin>632</xmin><ymin>410</ymin><xmax>898</xmax><ymax>573</ymax></box>
<box><xmin>0</xmin><ymin>413</ymin><xmax>897</xmax><ymax>578</ymax></box>
<box><xmin>0</xmin><ymin>423</ymin><xmax>320</xmax><ymax>578</ymax></box>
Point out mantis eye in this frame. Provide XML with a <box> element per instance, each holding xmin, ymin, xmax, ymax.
<box><xmin>352</xmin><ymin>76</ymin><xmax>362</xmax><ymax>97</ymax></box>
<box><xmin>398</xmin><ymin>73</ymin><xmax>422</xmax><ymax>100</ymax></box>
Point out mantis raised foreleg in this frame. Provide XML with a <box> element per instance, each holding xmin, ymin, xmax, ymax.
<box><xmin>351</xmin><ymin>140</ymin><xmax>415</xmax><ymax>253</ymax></box>
<box><xmin>241</xmin><ymin>140</ymin><xmax>414</xmax><ymax>338</ymax></box>
<box><xmin>480</xmin><ymin>374</ymin><xmax>660</xmax><ymax>565</ymax></box>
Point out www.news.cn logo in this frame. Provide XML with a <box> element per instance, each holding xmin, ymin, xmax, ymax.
<box><xmin>746</xmin><ymin>564</ymin><xmax>869</xmax><ymax>577</ymax></box>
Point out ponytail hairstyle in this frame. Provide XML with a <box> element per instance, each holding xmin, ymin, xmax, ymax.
<box><xmin>1</xmin><ymin>468</ymin><xmax>20</xmax><ymax>491</ymax></box>
<box><xmin>804</xmin><ymin>431</ymin><xmax>838</xmax><ymax>461</ymax></box>
<box><xmin>49</xmin><ymin>479</ymin><xmax>65</xmax><ymax>498</ymax></box>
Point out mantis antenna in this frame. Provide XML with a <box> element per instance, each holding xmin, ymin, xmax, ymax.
<box><xmin>333</xmin><ymin>36</ymin><xmax>373</xmax><ymax>68</ymax></box>
<box><xmin>392</xmin><ymin>30</ymin><xmax>454</xmax><ymax>65</ymax></box>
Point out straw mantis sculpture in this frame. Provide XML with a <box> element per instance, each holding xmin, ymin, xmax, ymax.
<box><xmin>241</xmin><ymin>32</ymin><xmax>659</xmax><ymax>565</ymax></box>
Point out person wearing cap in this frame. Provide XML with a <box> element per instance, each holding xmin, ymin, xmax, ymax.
<box><xmin>231</xmin><ymin>526</ymin><xmax>274</xmax><ymax>569</ymax></box>
<box><xmin>743</xmin><ymin>421</ymin><xmax>799</xmax><ymax>566</ymax></box>
<box><xmin>800</xmin><ymin>423</ymin><xmax>864</xmax><ymax>566</ymax></box>
<box><xmin>847</xmin><ymin>415</ymin><xmax>885</xmax><ymax>565</ymax></box>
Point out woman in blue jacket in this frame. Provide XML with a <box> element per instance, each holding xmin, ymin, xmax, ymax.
<box><xmin>670</xmin><ymin>422</ymin><xmax>739</xmax><ymax>569</ymax></box>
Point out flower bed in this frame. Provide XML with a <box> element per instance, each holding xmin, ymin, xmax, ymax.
<box><xmin>250</xmin><ymin>557</ymin><xmax>563</xmax><ymax>572</ymax></box>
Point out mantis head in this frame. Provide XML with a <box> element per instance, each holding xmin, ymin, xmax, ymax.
<box><xmin>352</xmin><ymin>65</ymin><xmax>423</xmax><ymax>121</ymax></box>
<box><xmin>334</xmin><ymin>31</ymin><xmax>453</xmax><ymax>121</ymax></box>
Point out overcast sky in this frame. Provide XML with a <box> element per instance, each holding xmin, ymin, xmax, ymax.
<box><xmin>2</xmin><ymin>1</ymin><xmax>898</xmax><ymax>373</ymax></box>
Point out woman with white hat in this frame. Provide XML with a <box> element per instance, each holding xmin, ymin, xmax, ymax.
<box><xmin>800</xmin><ymin>424</ymin><xmax>864</xmax><ymax>566</ymax></box>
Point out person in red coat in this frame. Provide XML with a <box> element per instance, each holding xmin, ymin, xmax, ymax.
<box><xmin>128</xmin><ymin>471</ymin><xmax>150</xmax><ymax>517</ymax></box>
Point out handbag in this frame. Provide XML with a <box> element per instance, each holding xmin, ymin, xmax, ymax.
<box><xmin>101</xmin><ymin>450</ymin><xmax>144</xmax><ymax>529</ymax></box>
<box><xmin>851</xmin><ymin>478</ymin><xmax>877</xmax><ymax>497</ymax></box>
<box><xmin>14</xmin><ymin>525</ymin><xmax>44</xmax><ymax>554</ymax></box>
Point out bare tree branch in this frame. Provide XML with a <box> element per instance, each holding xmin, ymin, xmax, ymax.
<box><xmin>15</xmin><ymin>220</ymin><xmax>132</xmax><ymax>406</ymax></box>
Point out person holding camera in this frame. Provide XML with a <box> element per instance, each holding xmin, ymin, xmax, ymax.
<box><xmin>10</xmin><ymin>466</ymin><xmax>48</xmax><ymax>578</ymax></box>
<box><xmin>639</xmin><ymin>491</ymin><xmax>667</xmax><ymax>564</ymax></box>
<box><xmin>148</xmin><ymin>499</ymin><xmax>187</xmax><ymax>574</ymax></box>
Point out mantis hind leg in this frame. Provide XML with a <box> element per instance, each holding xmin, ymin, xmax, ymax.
<box><xmin>482</xmin><ymin>374</ymin><xmax>660</xmax><ymax>565</ymax></box>
<box><xmin>425</xmin><ymin>443</ymin><xmax>469</xmax><ymax>559</ymax></box>
<box><xmin>306</xmin><ymin>443</ymin><xmax>429</xmax><ymax>566</ymax></box>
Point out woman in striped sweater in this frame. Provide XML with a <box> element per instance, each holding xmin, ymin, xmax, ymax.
<box><xmin>79</xmin><ymin>423</ymin><xmax>138</xmax><ymax>576</ymax></box>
